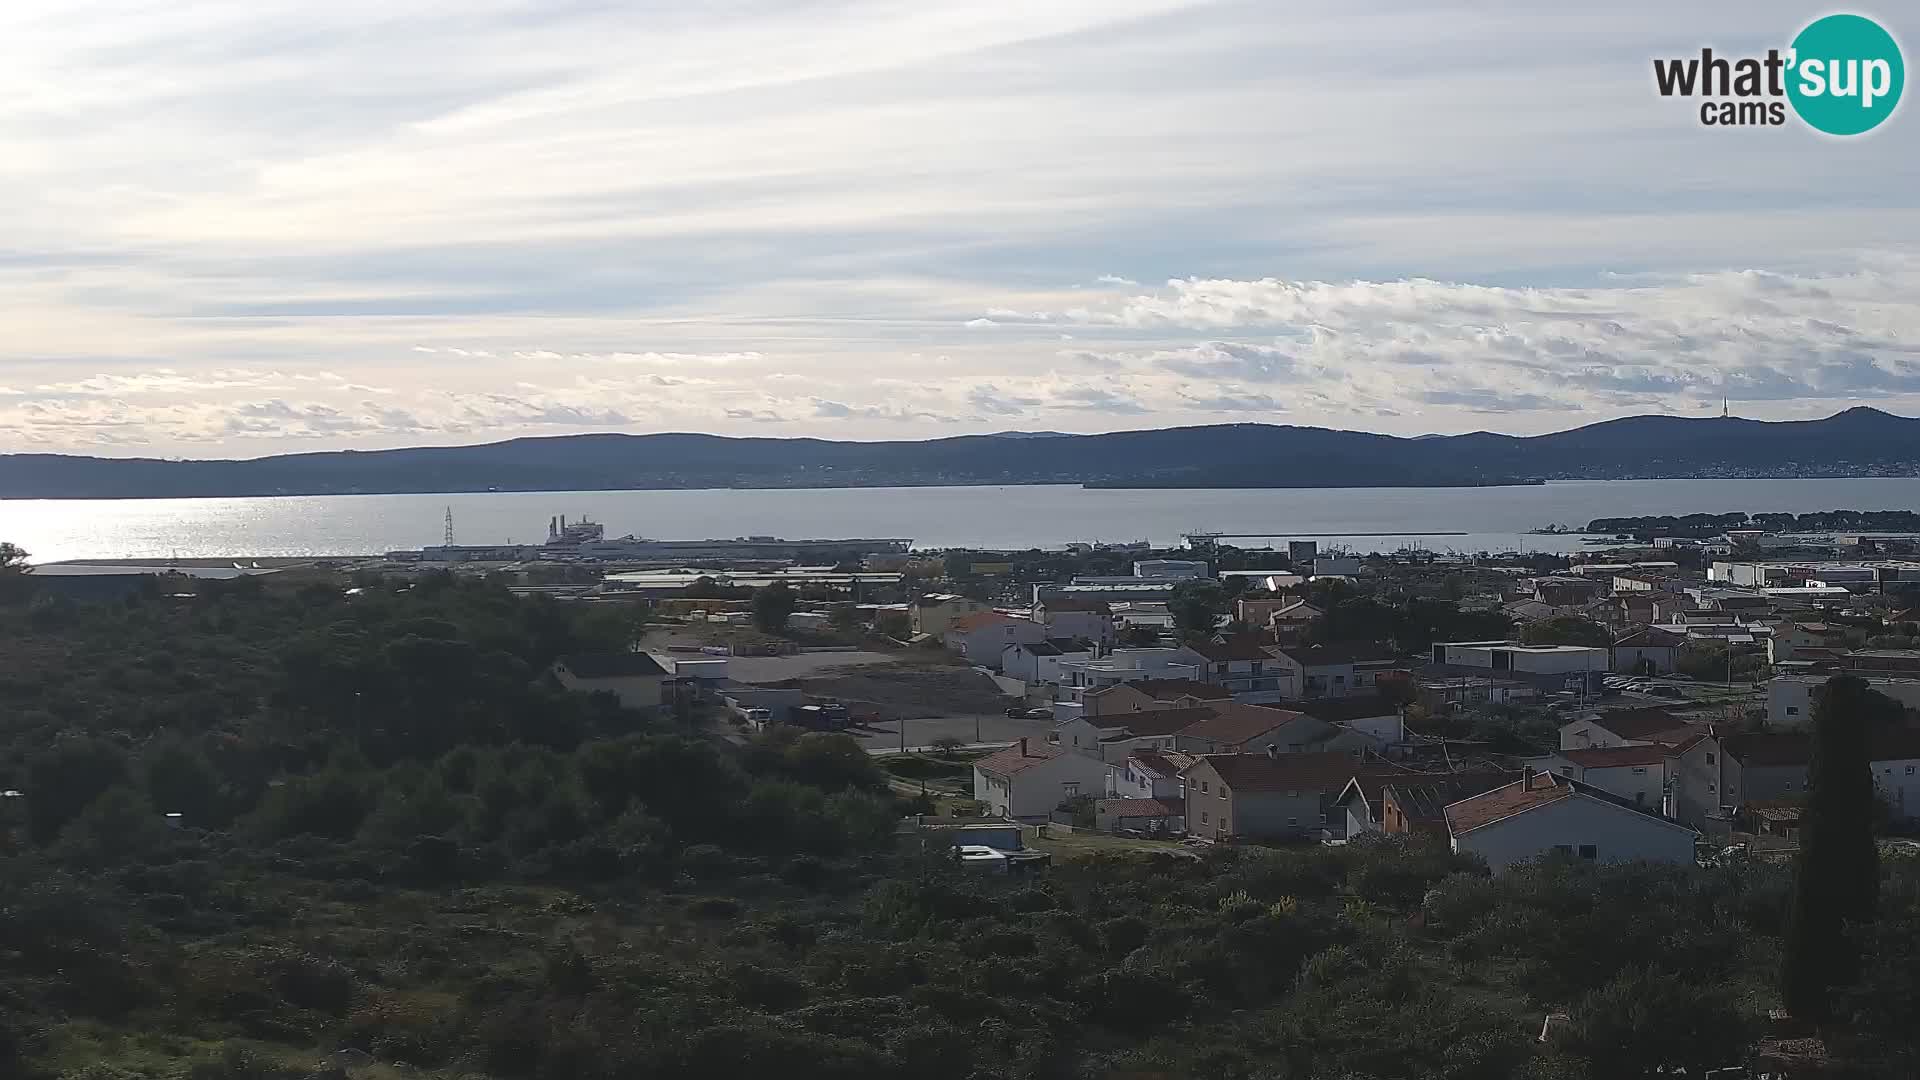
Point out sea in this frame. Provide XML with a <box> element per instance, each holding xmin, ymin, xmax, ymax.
<box><xmin>5</xmin><ymin>477</ymin><xmax>1920</xmax><ymax>563</ymax></box>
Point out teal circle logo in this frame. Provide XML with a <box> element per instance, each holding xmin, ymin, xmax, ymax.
<box><xmin>1787</xmin><ymin>14</ymin><xmax>1904</xmax><ymax>135</ymax></box>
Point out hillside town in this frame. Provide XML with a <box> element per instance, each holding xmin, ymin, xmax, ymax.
<box><xmin>38</xmin><ymin>516</ymin><xmax>1920</xmax><ymax>872</ymax></box>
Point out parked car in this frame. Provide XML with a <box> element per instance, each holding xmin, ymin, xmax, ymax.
<box><xmin>1648</xmin><ymin>686</ymin><xmax>1685</xmax><ymax>699</ymax></box>
<box><xmin>1004</xmin><ymin>705</ymin><xmax>1050</xmax><ymax>719</ymax></box>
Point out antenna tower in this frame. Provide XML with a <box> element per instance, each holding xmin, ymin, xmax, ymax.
<box><xmin>444</xmin><ymin>506</ymin><xmax>455</xmax><ymax>545</ymax></box>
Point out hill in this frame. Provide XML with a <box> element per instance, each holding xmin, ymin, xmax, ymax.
<box><xmin>3</xmin><ymin>407</ymin><xmax>1917</xmax><ymax>498</ymax></box>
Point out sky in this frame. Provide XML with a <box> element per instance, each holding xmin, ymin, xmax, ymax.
<box><xmin>2</xmin><ymin>0</ymin><xmax>1919</xmax><ymax>456</ymax></box>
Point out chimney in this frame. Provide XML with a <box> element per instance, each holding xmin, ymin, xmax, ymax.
<box><xmin>1020</xmin><ymin>737</ymin><xmax>1029</xmax><ymax>757</ymax></box>
<box><xmin>1265</xmin><ymin>743</ymin><xmax>1279</xmax><ymax>760</ymax></box>
<box><xmin>1521</xmin><ymin>763</ymin><xmax>1535</xmax><ymax>785</ymax></box>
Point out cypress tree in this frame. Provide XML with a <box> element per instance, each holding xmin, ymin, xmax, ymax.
<box><xmin>1780</xmin><ymin>675</ymin><xmax>1885</xmax><ymax>1020</ymax></box>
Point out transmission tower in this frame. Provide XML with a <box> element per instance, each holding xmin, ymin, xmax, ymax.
<box><xmin>444</xmin><ymin>506</ymin><xmax>455</xmax><ymax>545</ymax></box>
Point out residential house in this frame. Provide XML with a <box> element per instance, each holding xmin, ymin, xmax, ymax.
<box><xmin>946</xmin><ymin>612</ymin><xmax>1048</xmax><ymax>668</ymax></box>
<box><xmin>1182</xmin><ymin>750</ymin><xmax>1377</xmax><ymax>841</ymax></box>
<box><xmin>1056</xmin><ymin>648</ymin><xmax>1203</xmax><ymax>700</ymax></box>
<box><xmin>1766</xmin><ymin>620</ymin><xmax>1849</xmax><ymax>664</ymax></box>
<box><xmin>1089</xmin><ymin>678</ymin><xmax>1233</xmax><ymax>712</ymax></box>
<box><xmin>550</xmin><ymin>653</ymin><xmax>666</xmax><ymax>711</ymax></box>
<box><xmin>1236</xmin><ymin>596</ymin><xmax>1303</xmax><ymax>628</ymax></box>
<box><xmin>1272</xmin><ymin>644</ymin><xmax>1401</xmax><ymax>699</ymax></box>
<box><xmin>972</xmin><ymin>739</ymin><xmax>1112</xmax><ymax>821</ymax></box>
<box><xmin>1175</xmin><ymin>637</ymin><xmax>1289</xmax><ymax>700</ymax></box>
<box><xmin>1534</xmin><ymin>576</ymin><xmax>1605</xmax><ymax>606</ymax></box>
<box><xmin>1054</xmin><ymin>707</ymin><xmax>1213</xmax><ymax>763</ymax></box>
<box><xmin>1670</xmin><ymin>731</ymin><xmax>1808</xmax><ymax>829</ymax></box>
<box><xmin>1173</xmin><ymin>704</ymin><xmax>1335</xmax><ymax>756</ymax></box>
<box><xmin>1092</xmin><ymin>797</ymin><xmax>1185</xmax><ymax>834</ymax></box>
<box><xmin>1333</xmin><ymin>773</ymin><xmax>1394</xmax><ymax>839</ymax></box>
<box><xmin>1267</xmin><ymin>601</ymin><xmax>1324</xmax><ymax>640</ymax></box>
<box><xmin>1293</xmin><ymin>694</ymin><xmax>1408</xmax><ymax>752</ymax></box>
<box><xmin>1529</xmin><ymin>745</ymin><xmax>1672</xmax><ymax>812</ymax></box>
<box><xmin>1001</xmin><ymin>638</ymin><xmax>1095</xmax><ymax>685</ymax></box>
<box><xmin>910</xmin><ymin>594</ymin><xmax>992</xmax><ymax>641</ymax></box>
<box><xmin>1673</xmin><ymin>728</ymin><xmax>1920</xmax><ymax>827</ymax></box>
<box><xmin>1445</xmin><ymin>770</ymin><xmax>1698</xmax><ymax>873</ymax></box>
<box><xmin>1033</xmin><ymin>596</ymin><xmax>1116</xmax><ymax>646</ymax></box>
<box><xmin>1767</xmin><ymin>673</ymin><xmax>1920</xmax><ymax>727</ymax></box>
<box><xmin>1109</xmin><ymin>749</ymin><xmax>1196</xmax><ymax>801</ymax></box>
<box><xmin>1557</xmin><ymin>707</ymin><xmax>1697</xmax><ymax>750</ymax></box>
<box><xmin>1611</xmin><ymin>626</ymin><xmax>1686</xmax><ymax>674</ymax></box>
<box><xmin>1379</xmin><ymin>773</ymin><xmax>1518</xmax><ymax>837</ymax></box>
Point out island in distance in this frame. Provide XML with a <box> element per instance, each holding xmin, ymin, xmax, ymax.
<box><xmin>3</xmin><ymin>406</ymin><xmax>1918</xmax><ymax>500</ymax></box>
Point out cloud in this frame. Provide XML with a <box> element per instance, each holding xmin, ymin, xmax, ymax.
<box><xmin>1</xmin><ymin>1</ymin><xmax>1918</xmax><ymax>453</ymax></box>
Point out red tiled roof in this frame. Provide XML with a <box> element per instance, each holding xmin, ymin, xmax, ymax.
<box><xmin>1128</xmin><ymin>750</ymin><xmax>1196</xmax><ymax>777</ymax></box>
<box><xmin>974</xmin><ymin>741</ymin><xmax>1072</xmax><ymax>778</ymax></box>
<box><xmin>1096</xmin><ymin>798</ymin><xmax>1183</xmax><ymax>819</ymax></box>
<box><xmin>1559</xmin><ymin>745</ymin><xmax>1672</xmax><ymax>769</ymax></box>
<box><xmin>1194</xmin><ymin>750</ymin><xmax>1376</xmax><ymax>793</ymax></box>
<box><xmin>1444</xmin><ymin>772</ymin><xmax>1572</xmax><ymax>834</ymax></box>
<box><xmin>1385</xmin><ymin>772</ymin><xmax>1519</xmax><ymax>825</ymax></box>
<box><xmin>1177</xmin><ymin>703</ymin><xmax>1313</xmax><ymax>746</ymax></box>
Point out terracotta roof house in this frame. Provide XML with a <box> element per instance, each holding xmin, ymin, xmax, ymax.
<box><xmin>1182</xmin><ymin>750</ymin><xmax>1384</xmax><ymax>841</ymax></box>
<box><xmin>1174</xmin><ymin>704</ymin><xmax>1334</xmax><ymax>756</ymax></box>
<box><xmin>1558</xmin><ymin>707</ymin><xmax>1697</xmax><ymax>750</ymax></box>
<box><xmin>972</xmin><ymin>739</ymin><xmax>1110</xmax><ymax>821</ymax></box>
<box><xmin>1379</xmin><ymin>772</ymin><xmax>1519</xmax><ymax>836</ymax></box>
<box><xmin>1444</xmin><ymin>770</ymin><xmax>1696</xmax><ymax>872</ymax></box>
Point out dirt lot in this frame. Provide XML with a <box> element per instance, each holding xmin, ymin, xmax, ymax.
<box><xmin>786</xmin><ymin>663</ymin><xmax>1015</xmax><ymax>719</ymax></box>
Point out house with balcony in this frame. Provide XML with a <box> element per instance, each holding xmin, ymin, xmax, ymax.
<box><xmin>1272</xmin><ymin>644</ymin><xmax>1400</xmax><ymax>699</ymax></box>
<box><xmin>1174</xmin><ymin>637</ymin><xmax>1289</xmax><ymax>701</ymax></box>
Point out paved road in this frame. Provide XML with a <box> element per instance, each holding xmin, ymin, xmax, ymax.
<box><xmin>850</xmin><ymin>713</ymin><xmax>1052</xmax><ymax>753</ymax></box>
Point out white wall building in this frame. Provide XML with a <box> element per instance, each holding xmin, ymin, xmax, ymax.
<box><xmin>1132</xmin><ymin>559</ymin><xmax>1209</xmax><ymax>580</ymax></box>
<box><xmin>1767</xmin><ymin>674</ymin><xmax>1920</xmax><ymax>728</ymax></box>
<box><xmin>972</xmin><ymin>739</ymin><xmax>1113</xmax><ymax>821</ymax></box>
<box><xmin>1446</xmin><ymin>772</ymin><xmax>1697</xmax><ymax>873</ymax></box>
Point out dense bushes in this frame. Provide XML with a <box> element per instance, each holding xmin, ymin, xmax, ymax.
<box><xmin>8</xmin><ymin>573</ymin><xmax>1920</xmax><ymax>1077</ymax></box>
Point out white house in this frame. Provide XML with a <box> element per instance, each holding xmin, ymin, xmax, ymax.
<box><xmin>1872</xmin><ymin>730</ymin><xmax>1920</xmax><ymax>821</ymax></box>
<box><xmin>1108</xmin><ymin>749</ymin><xmax>1195</xmax><ymax>800</ymax></box>
<box><xmin>1053</xmin><ymin>707</ymin><xmax>1211</xmax><ymax>763</ymax></box>
<box><xmin>1001</xmin><ymin>638</ymin><xmax>1094</xmax><ymax>685</ymax></box>
<box><xmin>1057</xmin><ymin>648</ymin><xmax>1203</xmax><ymax>700</ymax></box>
<box><xmin>1445</xmin><ymin>770</ymin><xmax>1697</xmax><ymax>873</ymax></box>
<box><xmin>550</xmin><ymin>653</ymin><xmax>667</xmax><ymax>711</ymax></box>
<box><xmin>1557</xmin><ymin>707</ymin><xmax>1695</xmax><ymax>750</ymax></box>
<box><xmin>972</xmin><ymin>739</ymin><xmax>1112</xmax><ymax>821</ymax></box>
<box><xmin>1767</xmin><ymin>673</ymin><xmax>1920</xmax><ymax>728</ymax></box>
<box><xmin>1271</xmin><ymin>645</ymin><xmax>1399</xmax><ymax>699</ymax></box>
<box><xmin>946</xmin><ymin>612</ymin><xmax>1048</xmax><ymax>669</ymax></box>
<box><xmin>1527</xmin><ymin>745</ymin><xmax>1671</xmax><ymax>812</ymax></box>
<box><xmin>1174</xmin><ymin>638</ymin><xmax>1288</xmax><ymax>699</ymax></box>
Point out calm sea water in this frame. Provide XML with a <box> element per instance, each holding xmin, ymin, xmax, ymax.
<box><xmin>4</xmin><ymin>478</ymin><xmax>1920</xmax><ymax>563</ymax></box>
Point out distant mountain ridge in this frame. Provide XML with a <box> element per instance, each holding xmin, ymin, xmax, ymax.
<box><xmin>3</xmin><ymin>407</ymin><xmax>1917</xmax><ymax>499</ymax></box>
